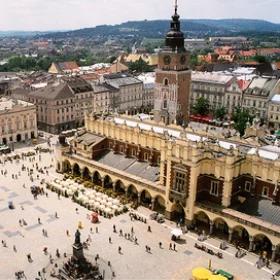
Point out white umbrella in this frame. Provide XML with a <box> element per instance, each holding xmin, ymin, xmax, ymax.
<box><xmin>95</xmin><ymin>202</ymin><xmax>101</xmax><ymax>208</ymax></box>
<box><xmin>105</xmin><ymin>207</ymin><xmax>112</xmax><ymax>213</ymax></box>
<box><xmin>107</xmin><ymin>201</ymin><xmax>113</xmax><ymax>207</ymax></box>
<box><xmin>171</xmin><ymin>228</ymin><xmax>183</xmax><ymax>237</ymax></box>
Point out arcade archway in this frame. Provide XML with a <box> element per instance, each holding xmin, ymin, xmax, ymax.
<box><xmin>92</xmin><ymin>171</ymin><xmax>102</xmax><ymax>186</ymax></box>
<box><xmin>154</xmin><ymin>195</ymin><xmax>166</xmax><ymax>214</ymax></box>
<box><xmin>231</xmin><ymin>225</ymin><xmax>250</xmax><ymax>249</ymax></box>
<box><xmin>72</xmin><ymin>163</ymin><xmax>81</xmax><ymax>176</ymax></box>
<box><xmin>140</xmin><ymin>189</ymin><xmax>152</xmax><ymax>206</ymax></box>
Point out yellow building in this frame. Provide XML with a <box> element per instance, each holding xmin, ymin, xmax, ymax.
<box><xmin>57</xmin><ymin>113</ymin><xmax>280</xmax><ymax>262</ymax></box>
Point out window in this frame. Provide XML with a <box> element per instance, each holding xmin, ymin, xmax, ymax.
<box><xmin>174</xmin><ymin>171</ymin><xmax>186</xmax><ymax>192</ymax></box>
<box><xmin>131</xmin><ymin>149</ymin><xmax>137</xmax><ymax>157</ymax></box>
<box><xmin>262</xmin><ymin>186</ymin><xmax>269</xmax><ymax>197</ymax></box>
<box><xmin>245</xmin><ymin>181</ymin><xmax>251</xmax><ymax>192</ymax></box>
<box><xmin>163</xmin><ymin>99</ymin><xmax>167</xmax><ymax>109</ymax></box>
<box><xmin>210</xmin><ymin>181</ymin><xmax>219</xmax><ymax>196</ymax></box>
<box><xmin>144</xmin><ymin>152</ymin><xmax>149</xmax><ymax>161</ymax></box>
<box><xmin>164</xmin><ymin>78</ymin><xmax>169</xmax><ymax>86</ymax></box>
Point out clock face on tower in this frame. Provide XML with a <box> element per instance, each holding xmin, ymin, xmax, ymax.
<box><xmin>180</xmin><ymin>55</ymin><xmax>186</xmax><ymax>65</ymax></box>
<box><xmin>164</xmin><ymin>55</ymin><xmax>171</xmax><ymax>65</ymax></box>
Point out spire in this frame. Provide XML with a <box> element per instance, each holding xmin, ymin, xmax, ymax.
<box><xmin>174</xmin><ymin>0</ymin><xmax>178</xmax><ymax>15</ymax></box>
<box><xmin>165</xmin><ymin>0</ymin><xmax>185</xmax><ymax>52</ymax></box>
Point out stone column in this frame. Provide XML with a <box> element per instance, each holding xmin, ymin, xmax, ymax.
<box><xmin>151</xmin><ymin>198</ymin><xmax>155</xmax><ymax>211</ymax></box>
<box><xmin>222</xmin><ymin>180</ymin><xmax>233</xmax><ymax>207</ymax></box>
<box><xmin>113</xmin><ymin>182</ymin><xmax>116</xmax><ymax>193</ymax></box>
<box><xmin>228</xmin><ymin>228</ymin><xmax>233</xmax><ymax>243</ymax></box>
<box><xmin>185</xmin><ymin>164</ymin><xmax>200</xmax><ymax>222</ymax></box>
<box><xmin>271</xmin><ymin>245</ymin><xmax>277</xmax><ymax>262</ymax></box>
<box><xmin>249</xmin><ymin>236</ymin><xmax>254</xmax><ymax>252</ymax></box>
<box><xmin>125</xmin><ymin>188</ymin><xmax>129</xmax><ymax>198</ymax></box>
<box><xmin>137</xmin><ymin>193</ymin><xmax>141</xmax><ymax>204</ymax></box>
<box><xmin>209</xmin><ymin>221</ymin><xmax>214</xmax><ymax>235</ymax></box>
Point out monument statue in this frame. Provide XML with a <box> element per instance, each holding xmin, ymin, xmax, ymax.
<box><xmin>75</xmin><ymin>229</ymin><xmax>81</xmax><ymax>245</ymax></box>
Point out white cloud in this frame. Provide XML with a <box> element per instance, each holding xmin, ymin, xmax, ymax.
<box><xmin>0</xmin><ymin>0</ymin><xmax>279</xmax><ymax>31</ymax></box>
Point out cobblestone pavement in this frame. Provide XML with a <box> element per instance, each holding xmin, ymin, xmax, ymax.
<box><xmin>0</xmin><ymin>140</ymin><xmax>279</xmax><ymax>280</ymax></box>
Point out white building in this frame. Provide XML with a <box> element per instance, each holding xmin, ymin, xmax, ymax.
<box><xmin>0</xmin><ymin>98</ymin><xmax>37</xmax><ymax>145</ymax></box>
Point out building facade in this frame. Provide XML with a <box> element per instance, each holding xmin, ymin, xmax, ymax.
<box><xmin>191</xmin><ymin>72</ymin><xmax>234</xmax><ymax>111</ymax></box>
<box><xmin>57</xmin><ymin>114</ymin><xmax>280</xmax><ymax>262</ymax></box>
<box><xmin>0</xmin><ymin>97</ymin><xmax>37</xmax><ymax>145</ymax></box>
<box><xmin>243</xmin><ymin>77</ymin><xmax>280</xmax><ymax>121</ymax></box>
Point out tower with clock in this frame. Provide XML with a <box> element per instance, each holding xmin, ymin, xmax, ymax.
<box><xmin>153</xmin><ymin>0</ymin><xmax>191</xmax><ymax>126</ymax></box>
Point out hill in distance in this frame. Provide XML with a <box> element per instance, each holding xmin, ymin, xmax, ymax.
<box><xmin>39</xmin><ymin>18</ymin><xmax>280</xmax><ymax>39</ymax></box>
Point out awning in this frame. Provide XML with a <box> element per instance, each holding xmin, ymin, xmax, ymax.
<box><xmin>171</xmin><ymin>228</ymin><xmax>183</xmax><ymax>237</ymax></box>
<box><xmin>192</xmin><ymin>267</ymin><xmax>212</xmax><ymax>280</ymax></box>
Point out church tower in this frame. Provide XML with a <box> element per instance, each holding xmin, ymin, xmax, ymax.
<box><xmin>154</xmin><ymin>0</ymin><xmax>191</xmax><ymax>125</ymax></box>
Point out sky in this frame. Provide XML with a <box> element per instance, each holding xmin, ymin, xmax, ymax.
<box><xmin>1</xmin><ymin>0</ymin><xmax>280</xmax><ymax>31</ymax></box>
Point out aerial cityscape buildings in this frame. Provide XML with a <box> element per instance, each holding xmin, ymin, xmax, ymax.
<box><xmin>1</xmin><ymin>0</ymin><xmax>280</xmax><ymax>280</ymax></box>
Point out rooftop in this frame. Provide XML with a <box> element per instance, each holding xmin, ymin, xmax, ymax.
<box><xmin>95</xmin><ymin>150</ymin><xmax>160</xmax><ymax>182</ymax></box>
<box><xmin>106</xmin><ymin>115</ymin><xmax>280</xmax><ymax>161</ymax></box>
<box><xmin>0</xmin><ymin>97</ymin><xmax>34</xmax><ymax>112</ymax></box>
<box><xmin>103</xmin><ymin>73</ymin><xmax>142</xmax><ymax>89</ymax></box>
<box><xmin>76</xmin><ymin>132</ymin><xmax>105</xmax><ymax>147</ymax></box>
<box><xmin>29</xmin><ymin>82</ymin><xmax>74</xmax><ymax>100</ymax></box>
<box><xmin>192</xmin><ymin>71</ymin><xmax>234</xmax><ymax>85</ymax></box>
<box><xmin>232</xmin><ymin>197</ymin><xmax>280</xmax><ymax>226</ymax></box>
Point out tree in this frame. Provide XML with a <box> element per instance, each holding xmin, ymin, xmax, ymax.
<box><xmin>192</xmin><ymin>97</ymin><xmax>210</xmax><ymax>115</ymax></box>
<box><xmin>254</xmin><ymin>55</ymin><xmax>267</xmax><ymax>63</ymax></box>
<box><xmin>128</xmin><ymin>58</ymin><xmax>153</xmax><ymax>73</ymax></box>
<box><xmin>232</xmin><ymin>107</ymin><xmax>255</xmax><ymax>136</ymax></box>
<box><xmin>214</xmin><ymin>106</ymin><xmax>227</xmax><ymax>120</ymax></box>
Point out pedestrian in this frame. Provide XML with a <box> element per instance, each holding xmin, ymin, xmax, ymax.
<box><xmin>56</xmin><ymin>249</ymin><xmax>60</xmax><ymax>258</ymax></box>
<box><xmin>13</xmin><ymin>245</ymin><xmax>17</xmax><ymax>252</ymax></box>
<box><xmin>148</xmin><ymin>225</ymin><xmax>151</xmax><ymax>232</ymax></box>
<box><xmin>118</xmin><ymin>246</ymin><xmax>122</xmax><ymax>254</ymax></box>
<box><xmin>119</xmin><ymin>229</ymin><xmax>123</xmax><ymax>236</ymax></box>
<box><xmin>159</xmin><ymin>242</ymin><xmax>162</xmax><ymax>248</ymax></box>
<box><xmin>108</xmin><ymin>261</ymin><xmax>111</xmax><ymax>267</ymax></box>
<box><xmin>131</xmin><ymin>227</ymin><xmax>134</xmax><ymax>234</ymax></box>
<box><xmin>109</xmin><ymin>237</ymin><xmax>112</xmax><ymax>243</ymax></box>
<box><xmin>173</xmin><ymin>243</ymin><xmax>176</xmax><ymax>251</ymax></box>
<box><xmin>38</xmin><ymin>217</ymin><xmax>41</xmax><ymax>224</ymax></box>
<box><xmin>55</xmin><ymin>212</ymin><xmax>58</xmax><ymax>218</ymax></box>
<box><xmin>113</xmin><ymin>225</ymin><xmax>116</xmax><ymax>233</ymax></box>
<box><xmin>27</xmin><ymin>253</ymin><xmax>32</xmax><ymax>262</ymax></box>
<box><xmin>169</xmin><ymin>243</ymin><xmax>172</xmax><ymax>250</ymax></box>
<box><xmin>96</xmin><ymin>227</ymin><xmax>98</xmax><ymax>233</ymax></box>
<box><xmin>66</xmin><ymin>230</ymin><xmax>69</xmax><ymax>237</ymax></box>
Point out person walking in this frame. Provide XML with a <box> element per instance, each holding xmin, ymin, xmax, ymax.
<box><xmin>159</xmin><ymin>242</ymin><xmax>162</xmax><ymax>249</ymax></box>
<box><xmin>109</xmin><ymin>237</ymin><xmax>112</xmax><ymax>244</ymax></box>
<box><xmin>169</xmin><ymin>243</ymin><xmax>172</xmax><ymax>250</ymax></box>
<box><xmin>118</xmin><ymin>246</ymin><xmax>122</xmax><ymax>254</ymax></box>
<box><xmin>173</xmin><ymin>243</ymin><xmax>176</xmax><ymax>251</ymax></box>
